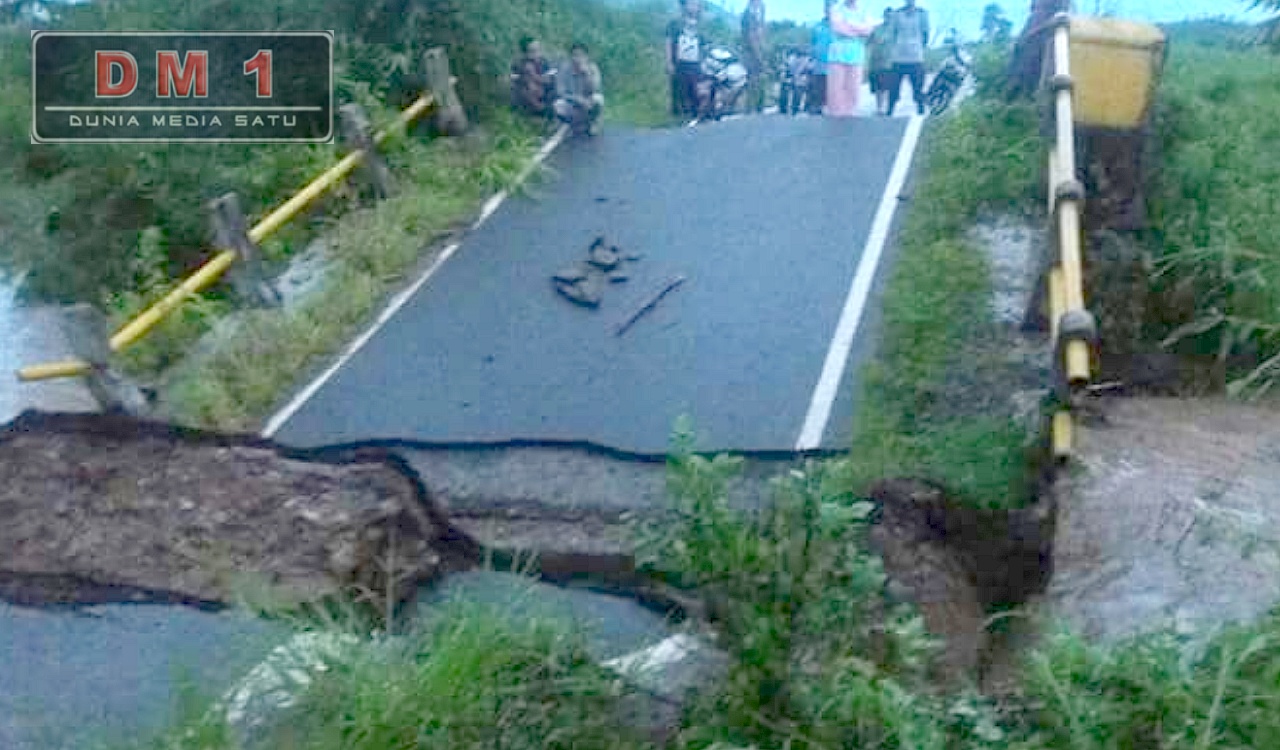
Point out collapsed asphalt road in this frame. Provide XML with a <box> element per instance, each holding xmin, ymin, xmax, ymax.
<box><xmin>2</xmin><ymin>113</ymin><xmax>928</xmax><ymax>748</ymax></box>
<box><xmin>267</xmin><ymin>115</ymin><xmax>923</xmax><ymax>454</ymax></box>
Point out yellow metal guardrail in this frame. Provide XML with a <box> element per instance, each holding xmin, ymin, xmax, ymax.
<box><xmin>17</xmin><ymin>94</ymin><xmax>435</xmax><ymax>384</ymax></box>
<box><xmin>1044</xmin><ymin>13</ymin><xmax>1097</xmax><ymax>460</ymax></box>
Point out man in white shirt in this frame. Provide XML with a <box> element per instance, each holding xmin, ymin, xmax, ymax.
<box><xmin>666</xmin><ymin>0</ymin><xmax>705</xmax><ymax>119</ymax></box>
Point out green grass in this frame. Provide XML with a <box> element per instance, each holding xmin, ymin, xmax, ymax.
<box><xmin>633</xmin><ymin>424</ymin><xmax>973</xmax><ymax>750</ymax></box>
<box><xmin>104</xmin><ymin>598</ymin><xmax>648</xmax><ymax>750</ymax></box>
<box><xmin>847</xmin><ymin>96</ymin><xmax>1043</xmax><ymax>510</ymax></box>
<box><xmin>1145</xmin><ymin>41</ymin><xmax>1280</xmax><ymax>397</ymax></box>
<box><xmin>257</xmin><ymin>601</ymin><xmax>648</xmax><ymax>750</ymax></box>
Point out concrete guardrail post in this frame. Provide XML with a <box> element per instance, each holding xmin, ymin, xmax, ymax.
<box><xmin>60</xmin><ymin>303</ymin><xmax>150</xmax><ymax>415</ymax></box>
<box><xmin>339</xmin><ymin>103</ymin><xmax>393</xmax><ymax>200</ymax></box>
<box><xmin>423</xmin><ymin>47</ymin><xmax>468</xmax><ymax>136</ymax></box>
<box><xmin>211</xmin><ymin>193</ymin><xmax>283</xmax><ymax>309</ymax></box>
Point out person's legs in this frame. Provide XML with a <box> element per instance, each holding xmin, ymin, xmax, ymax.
<box><xmin>586</xmin><ymin>98</ymin><xmax>603</xmax><ymax>135</ymax></box>
<box><xmin>908</xmin><ymin>63</ymin><xmax>926</xmax><ymax>114</ymax></box>
<box><xmin>554</xmin><ymin>98</ymin><xmax>588</xmax><ymax>134</ymax></box>
<box><xmin>671</xmin><ymin>73</ymin><xmax>681</xmax><ymax>116</ymax></box>
<box><xmin>744</xmin><ymin>55</ymin><xmax>764</xmax><ymax>113</ymax></box>
<box><xmin>886</xmin><ymin>63</ymin><xmax>905</xmax><ymax>116</ymax></box>
<box><xmin>849</xmin><ymin>65</ymin><xmax>863</xmax><ymax>115</ymax></box>
<box><xmin>677</xmin><ymin>63</ymin><xmax>701</xmax><ymax>119</ymax></box>
<box><xmin>808</xmin><ymin>73</ymin><xmax>827</xmax><ymax>114</ymax></box>
<box><xmin>826</xmin><ymin>63</ymin><xmax>854</xmax><ymax>117</ymax></box>
<box><xmin>875</xmin><ymin>71</ymin><xmax>890</xmax><ymax>114</ymax></box>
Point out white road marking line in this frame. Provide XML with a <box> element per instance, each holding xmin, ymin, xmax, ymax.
<box><xmin>261</xmin><ymin>125</ymin><xmax>570</xmax><ymax>439</ymax></box>
<box><xmin>795</xmin><ymin>115</ymin><xmax>926</xmax><ymax>451</ymax></box>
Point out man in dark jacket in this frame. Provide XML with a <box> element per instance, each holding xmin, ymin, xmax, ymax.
<box><xmin>887</xmin><ymin>0</ymin><xmax>930</xmax><ymax>116</ymax></box>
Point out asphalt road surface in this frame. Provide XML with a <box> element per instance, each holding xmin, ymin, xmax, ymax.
<box><xmin>0</xmin><ymin>578</ymin><xmax>674</xmax><ymax>750</ymax></box>
<box><xmin>272</xmin><ymin>114</ymin><xmax>917</xmax><ymax>453</ymax></box>
<box><xmin>0</xmin><ymin>603</ymin><xmax>288</xmax><ymax>750</ymax></box>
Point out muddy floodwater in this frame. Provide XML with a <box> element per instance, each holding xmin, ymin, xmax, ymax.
<box><xmin>0</xmin><ymin>279</ymin><xmax>97</xmax><ymax>423</ymax></box>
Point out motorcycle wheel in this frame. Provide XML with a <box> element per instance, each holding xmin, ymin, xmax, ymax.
<box><xmin>927</xmin><ymin>83</ymin><xmax>954</xmax><ymax>116</ymax></box>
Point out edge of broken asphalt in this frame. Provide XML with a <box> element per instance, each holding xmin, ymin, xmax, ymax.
<box><xmin>0</xmin><ymin>408</ymin><xmax>833</xmax><ymax>620</ymax></box>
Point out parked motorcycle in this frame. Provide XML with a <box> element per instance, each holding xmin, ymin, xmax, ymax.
<box><xmin>923</xmin><ymin>32</ymin><xmax>972</xmax><ymax>116</ymax></box>
<box><xmin>695</xmin><ymin>47</ymin><xmax>749</xmax><ymax>121</ymax></box>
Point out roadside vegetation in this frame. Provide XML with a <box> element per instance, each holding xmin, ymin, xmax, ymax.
<box><xmin>847</xmin><ymin>58</ymin><xmax>1043</xmax><ymax>510</ymax></box>
<box><xmin>1145</xmin><ymin>25</ymin><xmax>1280</xmax><ymax>398</ymax></box>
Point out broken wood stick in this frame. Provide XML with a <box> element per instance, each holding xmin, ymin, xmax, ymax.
<box><xmin>615</xmin><ymin>275</ymin><xmax>686</xmax><ymax>337</ymax></box>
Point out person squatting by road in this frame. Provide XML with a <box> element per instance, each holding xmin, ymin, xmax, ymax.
<box><xmin>825</xmin><ymin>0</ymin><xmax>876</xmax><ymax>117</ymax></box>
<box><xmin>510</xmin><ymin>36</ymin><xmax>556</xmax><ymax>122</ymax></box>
<box><xmin>667</xmin><ymin>0</ymin><xmax>706</xmax><ymax>120</ymax></box>
<box><xmin>554</xmin><ymin>43</ymin><xmax>605</xmax><ymax>137</ymax></box>
<box><xmin>741</xmin><ymin>0</ymin><xmax>767</xmax><ymax>113</ymax></box>
<box><xmin>886</xmin><ymin>0</ymin><xmax>930</xmax><ymax>116</ymax></box>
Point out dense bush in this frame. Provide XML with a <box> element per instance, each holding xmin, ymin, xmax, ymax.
<box><xmin>1146</xmin><ymin>40</ymin><xmax>1280</xmax><ymax>395</ymax></box>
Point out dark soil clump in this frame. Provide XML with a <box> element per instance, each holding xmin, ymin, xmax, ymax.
<box><xmin>0</xmin><ymin>411</ymin><xmax>479</xmax><ymax>610</ymax></box>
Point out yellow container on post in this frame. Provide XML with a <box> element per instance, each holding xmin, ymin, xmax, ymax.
<box><xmin>1068</xmin><ymin>16</ymin><xmax>1166</xmax><ymax>130</ymax></box>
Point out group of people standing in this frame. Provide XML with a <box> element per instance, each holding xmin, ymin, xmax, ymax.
<box><xmin>509</xmin><ymin>0</ymin><xmax>934</xmax><ymax>136</ymax></box>
<box><xmin>668</xmin><ymin>0</ymin><xmax>931</xmax><ymax>120</ymax></box>
<box><xmin>819</xmin><ymin>0</ymin><xmax>931</xmax><ymax>117</ymax></box>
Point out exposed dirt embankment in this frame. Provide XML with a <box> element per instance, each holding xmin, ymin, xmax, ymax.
<box><xmin>0</xmin><ymin>411</ymin><xmax>478</xmax><ymax>609</ymax></box>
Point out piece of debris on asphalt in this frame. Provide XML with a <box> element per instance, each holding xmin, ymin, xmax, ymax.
<box><xmin>586</xmin><ymin>237</ymin><xmax>621</xmax><ymax>270</ymax></box>
<box><xmin>615</xmin><ymin>276</ymin><xmax>686</xmax><ymax>337</ymax></box>
<box><xmin>552</xmin><ymin>263</ymin><xmax>589</xmax><ymax>283</ymax></box>
<box><xmin>554</xmin><ymin>271</ymin><xmax>603</xmax><ymax>307</ymax></box>
<box><xmin>552</xmin><ymin>235</ymin><xmax>639</xmax><ymax>308</ymax></box>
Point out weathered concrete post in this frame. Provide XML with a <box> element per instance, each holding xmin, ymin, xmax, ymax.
<box><xmin>340</xmin><ymin>103</ymin><xmax>393</xmax><ymax>200</ymax></box>
<box><xmin>61</xmin><ymin>303</ymin><xmax>150</xmax><ymax>415</ymax></box>
<box><xmin>423</xmin><ymin>47</ymin><xmax>468</xmax><ymax>136</ymax></box>
<box><xmin>210</xmin><ymin>192</ymin><xmax>282</xmax><ymax>309</ymax></box>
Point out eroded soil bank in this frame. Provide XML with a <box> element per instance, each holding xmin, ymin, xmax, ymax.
<box><xmin>0</xmin><ymin>411</ymin><xmax>478</xmax><ymax>610</ymax></box>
